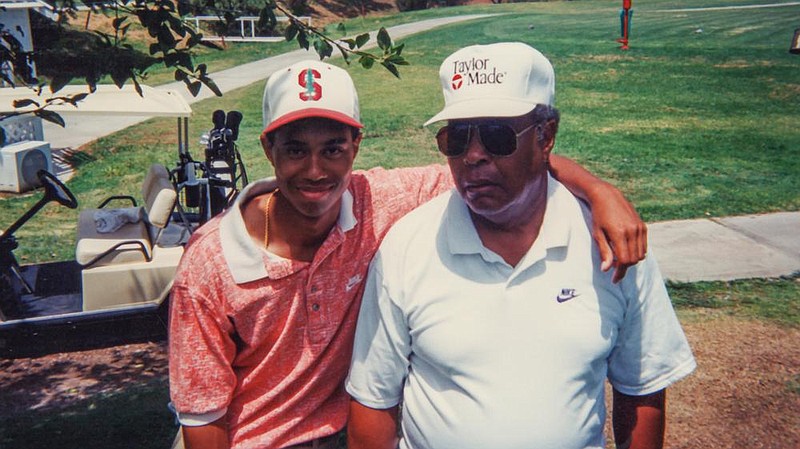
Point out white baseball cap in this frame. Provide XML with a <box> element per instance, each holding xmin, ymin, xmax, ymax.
<box><xmin>424</xmin><ymin>42</ymin><xmax>555</xmax><ymax>126</ymax></box>
<box><xmin>262</xmin><ymin>60</ymin><xmax>364</xmax><ymax>134</ymax></box>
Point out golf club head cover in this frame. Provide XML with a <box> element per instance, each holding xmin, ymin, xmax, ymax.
<box><xmin>226</xmin><ymin>111</ymin><xmax>243</xmax><ymax>141</ymax></box>
<box><xmin>212</xmin><ymin>109</ymin><xmax>226</xmax><ymax>131</ymax></box>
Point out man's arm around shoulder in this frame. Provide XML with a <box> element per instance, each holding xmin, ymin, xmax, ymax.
<box><xmin>347</xmin><ymin>400</ymin><xmax>400</xmax><ymax>449</ymax></box>
<box><xmin>548</xmin><ymin>154</ymin><xmax>647</xmax><ymax>283</ymax></box>
<box><xmin>612</xmin><ymin>388</ymin><xmax>666</xmax><ymax>449</ymax></box>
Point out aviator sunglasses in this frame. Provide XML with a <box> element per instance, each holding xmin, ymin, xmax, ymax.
<box><xmin>436</xmin><ymin>122</ymin><xmax>536</xmax><ymax>158</ymax></box>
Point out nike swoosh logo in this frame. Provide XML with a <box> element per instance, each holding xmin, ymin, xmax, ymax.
<box><xmin>556</xmin><ymin>289</ymin><xmax>579</xmax><ymax>303</ymax></box>
<box><xmin>345</xmin><ymin>275</ymin><xmax>363</xmax><ymax>292</ymax></box>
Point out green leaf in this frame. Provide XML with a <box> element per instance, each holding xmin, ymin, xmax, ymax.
<box><xmin>258</xmin><ymin>7</ymin><xmax>277</xmax><ymax>29</ymax></box>
<box><xmin>200</xmin><ymin>77</ymin><xmax>223</xmax><ymax>97</ymax></box>
<box><xmin>179</xmin><ymin>52</ymin><xmax>193</xmax><ymax>69</ymax></box>
<box><xmin>324</xmin><ymin>42</ymin><xmax>335</xmax><ymax>59</ymax></box>
<box><xmin>314</xmin><ymin>40</ymin><xmax>333</xmax><ymax>59</ymax></box>
<box><xmin>36</xmin><ymin>110</ymin><xmax>65</xmax><ymax>127</ymax></box>
<box><xmin>132</xmin><ymin>78</ymin><xmax>143</xmax><ymax>96</ymax></box>
<box><xmin>338</xmin><ymin>46</ymin><xmax>351</xmax><ymax>63</ymax></box>
<box><xmin>12</xmin><ymin>98</ymin><xmax>39</xmax><ymax>108</ymax></box>
<box><xmin>355</xmin><ymin>33</ymin><xmax>370</xmax><ymax>48</ymax></box>
<box><xmin>68</xmin><ymin>93</ymin><xmax>89</xmax><ymax>105</ymax></box>
<box><xmin>167</xmin><ymin>15</ymin><xmax>186</xmax><ymax>37</ymax></box>
<box><xmin>49</xmin><ymin>76</ymin><xmax>71</xmax><ymax>94</ymax></box>
<box><xmin>341</xmin><ymin>38</ymin><xmax>356</xmax><ymax>50</ymax></box>
<box><xmin>110</xmin><ymin>70</ymin><xmax>128</xmax><ymax>89</ymax></box>
<box><xmin>336</xmin><ymin>22</ymin><xmax>346</xmax><ymax>33</ymax></box>
<box><xmin>297</xmin><ymin>31</ymin><xmax>309</xmax><ymax>50</ymax></box>
<box><xmin>112</xmin><ymin>17</ymin><xmax>127</xmax><ymax>31</ymax></box>
<box><xmin>377</xmin><ymin>28</ymin><xmax>391</xmax><ymax>50</ymax></box>
<box><xmin>164</xmin><ymin>53</ymin><xmax>179</xmax><ymax>67</ymax></box>
<box><xmin>158</xmin><ymin>26</ymin><xmax>176</xmax><ymax>47</ymax></box>
<box><xmin>381</xmin><ymin>61</ymin><xmax>401</xmax><ymax>79</ymax></box>
<box><xmin>177</xmin><ymin>0</ymin><xmax>192</xmax><ymax>16</ymax></box>
<box><xmin>386</xmin><ymin>53</ymin><xmax>409</xmax><ymax>65</ymax></box>
<box><xmin>199</xmin><ymin>39</ymin><xmax>223</xmax><ymax>51</ymax></box>
<box><xmin>186</xmin><ymin>80</ymin><xmax>201</xmax><ymax>97</ymax></box>
<box><xmin>285</xmin><ymin>23</ymin><xmax>299</xmax><ymax>42</ymax></box>
<box><xmin>135</xmin><ymin>8</ymin><xmax>151</xmax><ymax>25</ymax></box>
<box><xmin>359</xmin><ymin>55</ymin><xmax>374</xmax><ymax>69</ymax></box>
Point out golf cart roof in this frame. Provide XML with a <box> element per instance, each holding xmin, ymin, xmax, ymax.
<box><xmin>0</xmin><ymin>0</ymin><xmax>51</xmax><ymax>10</ymax></box>
<box><xmin>0</xmin><ymin>84</ymin><xmax>192</xmax><ymax>117</ymax></box>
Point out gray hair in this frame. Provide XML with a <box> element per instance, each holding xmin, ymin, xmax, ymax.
<box><xmin>528</xmin><ymin>104</ymin><xmax>560</xmax><ymax>143</ymax></box>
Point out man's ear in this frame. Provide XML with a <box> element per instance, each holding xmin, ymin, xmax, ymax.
<box><xmin>541</xmin><ymin>120</ymin><xmax>558</xmax><ymax>156</ymax></box>
<box><xmin>352</xmin><ymin>131</ymin><xmax>363</xmax><ymax>158</ymax></box>
<box><xmin>260</xmin><ymin>132</ymin><xmax>275</xmax><ymax>165</ymax></box>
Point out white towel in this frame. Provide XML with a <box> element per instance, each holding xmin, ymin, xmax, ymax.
<box><xmin>94</xmin><ymin>207</ymin><xmax>144</xmax><ymax>233</ymax></box>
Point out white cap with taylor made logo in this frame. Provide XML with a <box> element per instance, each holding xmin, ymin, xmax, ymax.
<box><xmin>424</xmin><ymin>42</ymin><xmax>555</xmax><ymax>126</ymax></box>
<box><xmin>262</xmin><ymin>60</ymin><xmax>364</xmax><ymax>134</ymax></box>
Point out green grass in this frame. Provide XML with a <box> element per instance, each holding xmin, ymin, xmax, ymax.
<box><xmin>1</xmin><ymin>275</ymin><xmax>796</xmax><ymax>449</ymax></box>
<box><xmin>670</xmin><ymin>274</ymin><xmax>800</xmax><ymax>326</ymax></box>
<box><xmin>3</xmin><ymin>3</ymin><xmax>798</xmax><ymax>447</ymax></box>
<box><xmin>1</xmin><ymin>0</ymin><xmax>799</xmax><ymax>262</ymax></box>
<box><xmin>0</xmin><ymin>379</ymin><xmax>176</xmax><ymax>449</ymax></box>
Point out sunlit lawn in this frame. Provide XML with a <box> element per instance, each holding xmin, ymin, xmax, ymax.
<box><xmin>1</xmin><ymin>1</ymin><xmax>799</xmax><ymax>448</ymax></box>
<box><xmin>2</xmin><ymin>0</ymin><xmax>797</xmax><ymax>263</ymax></box>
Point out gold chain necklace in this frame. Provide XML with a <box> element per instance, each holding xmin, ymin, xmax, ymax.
<box><xmin>264</xmin><ymin>190</ymin><xmax>277</xmax><ymax>249</ymax></box>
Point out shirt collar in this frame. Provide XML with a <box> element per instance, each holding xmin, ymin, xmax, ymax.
<box><xmin>219</xmin><ymin>179</ymin><xmax>357</xmax><ymax>284</ymax></box>
<box><xmin>444</xmin><ymin>174</ymin><xmax>572</xmax><ymax>267</ymax></box>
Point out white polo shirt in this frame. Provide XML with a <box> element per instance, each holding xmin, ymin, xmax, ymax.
<box><xmin>346</xmin><ymin>177</ymin><xmax>696</xmax><ymax>449</ymax></box>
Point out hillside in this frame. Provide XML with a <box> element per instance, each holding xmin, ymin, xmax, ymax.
<box><xmin>308</xmin><ymin>0</ymin><xmax>399</xmax><ymax>25</ymax></box>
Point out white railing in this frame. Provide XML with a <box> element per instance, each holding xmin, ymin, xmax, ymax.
<box><xmin>185</xmin><ymin>15</ymin><xmax>311</xmax><ymax>42</ymax></box>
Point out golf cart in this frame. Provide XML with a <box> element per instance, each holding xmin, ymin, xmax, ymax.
<box><xmin>0</xmin><ymin>85</ymin><xmax>248</xmax><ymax>358</ymax></box>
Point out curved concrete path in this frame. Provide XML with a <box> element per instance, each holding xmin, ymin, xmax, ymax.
<box><xmin>649</xmin><ymin>212</ymin><xmax>799</xmax><ymax>282</ymax></box>
<box><xmin>38</xmin><ymin>14</ymin><xmax>800</xmax><ymax>284</ymax></box>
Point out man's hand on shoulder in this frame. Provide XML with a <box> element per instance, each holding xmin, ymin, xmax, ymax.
<box><xmin>547</xmin><ymin>155</ymin><xmax>647</xmax><ymax>282</ymax></box>
<box><xmin>588</xmin><ymin>181</ymin><xmax>648</xmax><ymax>283</ymax></box>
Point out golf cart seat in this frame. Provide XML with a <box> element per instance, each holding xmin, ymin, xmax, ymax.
<box><xmin>75</xmin><ymin>164</ymin><xmax>186</xmax><ymax>312</ymax></box>
<box><xmin>75</xmin><ymin>164</ymin><xmax>178</xmax><ymax>268</ymax></box>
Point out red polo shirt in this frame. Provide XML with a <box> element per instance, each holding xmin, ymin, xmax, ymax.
<box><xmin>169</xmin><ymin>165</ymin><xmax>451</xmax><ymax>449</ymax></box>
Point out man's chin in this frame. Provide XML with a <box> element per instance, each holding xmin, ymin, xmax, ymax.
<box><xmin>464</xmin><ymin>194</ymin><xmax>504</xmax><ymax>213</ymax></box>
<box><xmin>464</xmin><ymin>198</ymin><xmax>515</xmax><ymax>222</ymax></box>
<box><xmin>295</xmin><ymin>196</ymin><xmax>340</xmax><ymax>219</ymax></box>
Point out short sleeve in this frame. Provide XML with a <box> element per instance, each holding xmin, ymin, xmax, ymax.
<box><xmin>346</xmin><ymin>252</ymin><xmax>411</xmax><ymax>409</ymax></box>
<box><xmin>608</xmin><ymin>253</ymin><xmax>697</xmax><ymax>395</ymax></box>
<box><xmin>169</xmin><ymin>241</ymin><xmax>239</xmax><ymax>418</ymax></box>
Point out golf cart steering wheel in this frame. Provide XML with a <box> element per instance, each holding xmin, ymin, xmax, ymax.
<box><xmin>38</xmin><ymin>170</ymin><xmax>78</xmax><ymax>209</ymax></box>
